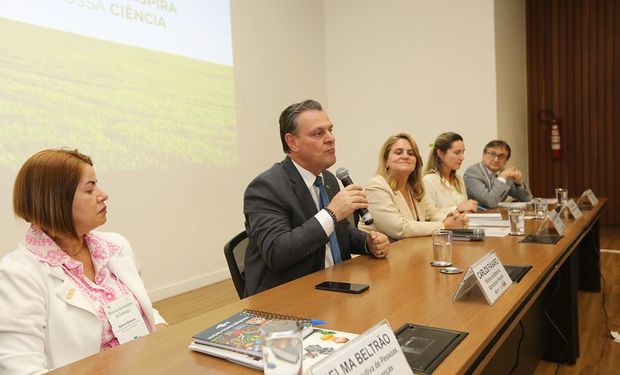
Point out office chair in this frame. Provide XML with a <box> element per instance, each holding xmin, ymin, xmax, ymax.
<box><xmin>223</xmin><ymin>231</ymin><xmax>249</xmax><ymax>299</ymax></box>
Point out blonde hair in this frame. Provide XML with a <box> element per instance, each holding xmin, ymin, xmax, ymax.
<box><xmin>14</xmin><ymin>149</ymin><xmax>93</xmax><ymax>239</ymax></box>
<box><xmin>424</xmin><ymin>132</ymin><xmax>464</xmax><ymax>193</ymax></box>
<box><xmin>376</xmin><ymin>133</ymin><xmax>425</xmax><ymax>201</ymax></box>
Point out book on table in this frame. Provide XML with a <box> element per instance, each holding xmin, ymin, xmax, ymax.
<box><xmin>189</xmin><ymin>309</ymin><xmax>357</xmax><ymax>371</ymax></box>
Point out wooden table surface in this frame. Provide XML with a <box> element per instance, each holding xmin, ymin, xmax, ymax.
<box><xmin>50</xmin><ymin>200</ymin><xmax>606</xmax><ymax>375</ymax></box>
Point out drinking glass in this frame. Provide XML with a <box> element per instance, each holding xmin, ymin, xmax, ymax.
<box><xmin>534</xmin><ymin>198</ymin><xmax>548</xmax><ymax>220</ymax></box>
<box><xmin>261</xmin><ymin>320</ymin><xmax>303</xmax><ymax>375</ymax></box>
<box><xmin>431</xmin><ymin>229</ymin><xmax>452</xmax><ymax>267</ymax></box>
<box><xmin>509</xmin><ymin>209</ymin><xmax>525</xmax><ymax>235</ymax></box>
<box><xmin>555</xmin><ymin>188</ymin><xmax>568</xmax><ymax>208</ymax></box>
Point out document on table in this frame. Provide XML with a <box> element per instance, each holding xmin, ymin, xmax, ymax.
<box><xmin>467</xmin><ymin>213</ymin><xmax>509</xmax><ymax>227</ymax></box>
<box><xmin>480</xmin><ymin>227</ymin><xmax>511</xmax><ymax>237</ymax></box>
<box><xmin>498</xmin><ymin>202</ymin><xmax>527</xmax><ymax>209</ymax></box>
<box><xmin>467</xmin><ymin>213</ymin><xmax>510</xmax><ymax>237</ymax></box>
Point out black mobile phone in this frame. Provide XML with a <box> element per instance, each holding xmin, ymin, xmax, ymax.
<box><xmin>315</xmin><ymin>281</ymin><xmax>369</xmax><ymax>294</ymax></box>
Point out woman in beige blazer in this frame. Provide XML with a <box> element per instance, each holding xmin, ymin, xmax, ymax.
<box><xmin>359</xmin><ymin>133</ymin><xmax>468</xmax><ymax>241</ymax></box>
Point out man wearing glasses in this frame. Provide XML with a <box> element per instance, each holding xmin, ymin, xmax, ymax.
<box><xmin>463</xmin><ymin>140</ymin><xmax>532</xmax><ymax>208</ymax></box>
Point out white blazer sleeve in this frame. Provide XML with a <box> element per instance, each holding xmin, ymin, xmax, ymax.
<box><xmin>0</xmin><ymin>255</ymin><xmax>49</xmax><ymax>375</ymax></box>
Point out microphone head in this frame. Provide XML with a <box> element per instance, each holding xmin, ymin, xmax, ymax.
<box><xmin>335</xmin><ymin>167</ymin><xmax>349</xmax><ymax>180</ymax></box>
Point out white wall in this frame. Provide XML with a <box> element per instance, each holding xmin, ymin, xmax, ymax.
<box><xmin>495</xmin><ymin>0</ymin><xmax>528</xmax><ymax>176</ymax></box>
<box><xmin>324</xmin><ymin>0</ymin><xmax>499</xmax><ymax>184</ymax></box>
<box><xmin>0</xmin><ymin>0</ymin><xmax>527</xmax><ymax>302</ymax></box>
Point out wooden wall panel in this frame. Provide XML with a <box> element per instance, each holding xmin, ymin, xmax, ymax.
<box><xmin>526</xmin><ymin>0</ymin><xmax>619</xmax><ymax>225</ymax></box>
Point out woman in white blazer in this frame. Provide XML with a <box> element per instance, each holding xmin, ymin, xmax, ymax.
<box><xmin>359</xmin><ymin>133</ymin><xmax>468</xmax><ymax>241</ymax></box>
<box><xmin>0</xmin><ymin>149</ymin><xmax>166</xmax><ymax>374</ymax></box>
<box><xmin>423</xmin><ymin>132</ymin><xmax>478</xmax><ymax>213</ymax></box>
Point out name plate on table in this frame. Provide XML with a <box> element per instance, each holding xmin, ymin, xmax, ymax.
<box><xmin>548</xmin><ymin>210</ymin><xmax>566</xmax><ymax>235</ymax></box>
<box><xmin>566</xmin><ymin>199</ymin><xmax>582</xmax><ymax>219</ymax></box>
<box><xmin>308</xmin><ymin>320</ymin><xmax>412</xmax><ymax>375</ymax></box>
<box><xmin>453</xmin><ymin>251</ymin><xmax>511</xmax><ymax>305</ymax></box>
<box><xmin>582</xmin><ymin>189</ymin><xmax>599</xmax><ymax>206</ymax></box>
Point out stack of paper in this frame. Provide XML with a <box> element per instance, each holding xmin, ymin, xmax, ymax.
<box><xmin>466</xmin><ymin>213</ymin><xmax>510</xmax><ymax>237</ymax></box>
<box><xmin>498</xmin><ymin>202</ymin><xmax>527</xmax><ymax>209</ymax></box>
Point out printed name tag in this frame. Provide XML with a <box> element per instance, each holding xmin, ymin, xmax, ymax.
<box><xmin>453</xmin><ymin>251</ymin><xmax>511</xmax><ymax>305</ymax></box>
<box><xmin>104</xmin><ymin>296</ymin><xmax>149</xmax><ymax>344</ymax></box>
<box><xmin>566</xmin><ymin>199</ymin><xmax>582</xmax><ymax>219</ymax></box>
<box><xmin>308</xmin><ymin>320</ymin><xmax>412</xmax><ymax>375</ymax></box>
<box><xmin>582</xmin><ymin>189</ymin><xmax>599</xmax><ymax>206</ymax></box>
<box><xmin>548</xmin><ymin>210</ymin><xmax>566</xmax><ymax>235</ymax></box>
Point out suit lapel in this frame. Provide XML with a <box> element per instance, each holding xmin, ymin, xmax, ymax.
<box><xmin>48</xmin><ymin>266</ymin><xmax>99</xmax><ymax>317</ymax></box>
<box><xmin>479</xmin><ymin>161</ymin><xmax>495</xmax><ymax>188</ymax></box>
<box><xmin>282</xmin><ymin>156</ymin><xmax>318</xmax><ymax>219</ymax></box>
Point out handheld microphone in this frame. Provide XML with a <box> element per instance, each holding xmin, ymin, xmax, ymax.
<box><xmin>335</xmin><ymin>167</ymin><xmax>374</xmax><ymax>225</ymax></box>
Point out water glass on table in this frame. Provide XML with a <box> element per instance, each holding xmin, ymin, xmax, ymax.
<box><xmin>509</xmin><ymin>209</ymin><xmax>525</xmax><ymax>235</ymax></box>
<box><xmin>555</xmin><ymin>188</ymin><xmax>568</xmax><ymax>208</ymax></box>
<box><xmin>533</xmin><ymin>198</ymin><xmax>548</xmax><ymax>220</ymax></box>
<box><xmin>261</xmin><ymin>320</ymin><xmax>303</xmax><ymax>375</ymax></box>
<box><xmin>431</xmin><ymin>229</ymin><xmax>452</xmax><ymax>267</ymax></box>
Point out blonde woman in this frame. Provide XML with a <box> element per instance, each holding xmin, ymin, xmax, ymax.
<box><xmin>359</xmin><ymin>133</ymin><xmax>467</xmax><ymax>241</ymax></box>
<box><xmin>424</xmin><ymin>132</ymin><xmax>478</xmax><ymax>213</ymax></box>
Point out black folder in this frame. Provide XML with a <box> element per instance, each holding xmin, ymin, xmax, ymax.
<box><xmin>394</xmin><ymin>323</ymin><xmax>467</xmax><ymax>374</ymax></box>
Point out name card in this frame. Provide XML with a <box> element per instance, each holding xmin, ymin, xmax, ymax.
<box><xmin>582</xmin><ymin>189</ymin><xmax>599</xmax><ymax>206</ymax></box>
<box><xmin>548</xmin><ymin>210</ymin><xmax>566</xmax><ymax>235</ymax></box>
<box><xmin>566</xmin><ymin>199</ymin><xmax>582</xmax><ymax>219</ymax></box>
<box><xmin>308</xmin><ymin>320</ymin><xmax>412</xmax><ymax>375</ymax></box>
<box><xmin>453</xmin><ymin>251</ymin><xmax>511</xmax><ymax>305</ymax></box>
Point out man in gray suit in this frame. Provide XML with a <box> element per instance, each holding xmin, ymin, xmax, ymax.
<box><xmin>464</xmin><ymin>140</ymin><xmax>533</xmax><ymax>209</ymax></box>
<box><xmin>243</xmin><ymin>99</ymin><xmax>389</xmax><ymax>297</ymax></box>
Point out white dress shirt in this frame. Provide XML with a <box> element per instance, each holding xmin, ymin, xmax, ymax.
<box><xmin>290</xmin><ymin>160</ymin><xmax>335</xmax><ymax>267</ymax></box>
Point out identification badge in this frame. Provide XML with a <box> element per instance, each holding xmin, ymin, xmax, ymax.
<box><xmin>104</xmin><ymin>296</ymin><xmax>149</xmax><ymax>344</ymax></box>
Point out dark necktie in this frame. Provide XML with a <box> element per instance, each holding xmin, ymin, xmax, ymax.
<box><xmin>313</xmin><ymin>176</ymin><xmax>343</xmax><ymax>264</ymax></box>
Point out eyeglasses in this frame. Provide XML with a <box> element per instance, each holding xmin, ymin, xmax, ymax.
<box><xmin>485</xmin><ymin>151</ymin><xmax>508</xmax><ymax>161</ymax></box>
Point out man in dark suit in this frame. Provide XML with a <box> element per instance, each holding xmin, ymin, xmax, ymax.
<box><xmin>243</xmin><ymin>99</ymin><xmax>390</xmax><ymax>297</ymax></box>
<box><xmin>464</xmin><ymin>140</ymin><xmax>533</xmax><ymax>208</ymax></box>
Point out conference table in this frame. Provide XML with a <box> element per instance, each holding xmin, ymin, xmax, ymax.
<box><xmin>50</xmin><ymin>199</ymin><xmax>605</xmax><ymax>375</ymax></box>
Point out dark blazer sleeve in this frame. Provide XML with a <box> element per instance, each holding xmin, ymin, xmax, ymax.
<box><xmin>244</xmin><ymin>173</ymin><xmax>328</xmax><ymax>273</ymax></box>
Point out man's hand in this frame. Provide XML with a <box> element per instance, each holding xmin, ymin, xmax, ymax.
<box><xmin>500</xmin><ymin>166</ymin><xmax>524</xmax><ymax>184</ymax></box>
<box><xmin>326</xmin><ymin>184</ymin><xmax>368</xmax><ymax>221</ymax></box>
<box><xmin>367</xmin><ymin>231</ymin><xmax>389</xmax><ymax>258</ymax></box>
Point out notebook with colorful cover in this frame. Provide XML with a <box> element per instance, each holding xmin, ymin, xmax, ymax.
<box><xmin>191</xmin><ymin>309</ymin><xmax>313</xmax><ymax>357</ymax></box>
<box><xmin>189</xmin><ymin>327</ymin><xmax>358</xmax><ymax>372</ymax></box>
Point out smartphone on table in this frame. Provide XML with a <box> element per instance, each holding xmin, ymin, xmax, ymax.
<box><xmin>314</xmin><ymin>281</ymin><xmax>369</xmax><ymax>294</ymax></box>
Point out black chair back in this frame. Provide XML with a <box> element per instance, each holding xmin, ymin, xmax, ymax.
<box><xmin>223</xmin><ymin>231</ymin><xmax>248</xmax><ymax>299</ymax></box>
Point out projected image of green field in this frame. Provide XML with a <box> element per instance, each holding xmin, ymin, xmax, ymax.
<box><xmin>0</xmin><ymin>18</ymin><xmax>236</xmax><ymax>171</ymax></box>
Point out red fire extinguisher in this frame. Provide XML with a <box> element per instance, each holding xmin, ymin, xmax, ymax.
<box><xmin>550</xmin><ymin>118</ymin><xmax>561</xmax><ymax>159</ymax></box>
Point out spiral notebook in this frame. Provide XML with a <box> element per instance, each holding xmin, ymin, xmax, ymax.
<box><xmin>191</xmin><ymin>309</ymin><xmax>313</xmax><ymax>357</ymax></box>
<box><xmin>190</xmin><ymin>309</ymin><xmax>357</xmax><ymax>372</ymax></box>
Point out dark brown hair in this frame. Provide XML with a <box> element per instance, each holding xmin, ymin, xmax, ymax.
<box><xmin>484</xmin><ymin>140</ymin><xmax>511</xmax><ymax>159</ymax></box>
<box><xmin>13</xmin><ymin>149</ymin><xmax>93</xmax><ymax>239</ymax></box>
<box><xmin>425</xmin><ymin>132</ymin><xmax>464</xmax><ymax>193</ymax></box>
<box><xmin>279</xmin><ymin>99</ymin><xmax>323</xmax><ymax>153</ymax></box>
